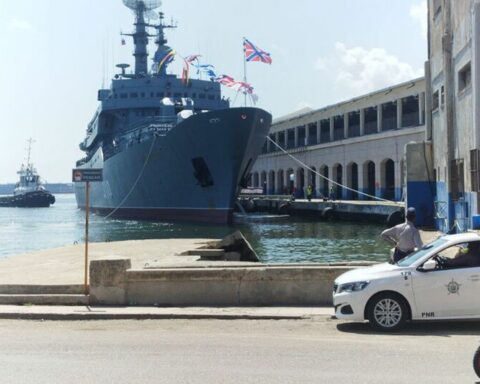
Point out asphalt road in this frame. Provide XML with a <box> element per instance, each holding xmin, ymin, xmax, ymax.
<box><xmin>0</xmin><ymin>317</ymin><xmax>479</xmax><ymax>384</ymax></box>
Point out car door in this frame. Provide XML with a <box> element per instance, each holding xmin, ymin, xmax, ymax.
<box><xmin>410</xmin><ymin>244</ymin><xmax>478</xmax><ymax>319</ymax></box>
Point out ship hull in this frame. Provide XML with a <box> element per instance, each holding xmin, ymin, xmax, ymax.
<box><xmin>0</xmin><ymin>191</ymin><xmax>55</xmax><ymax>208</ymax></box>
<box><xmin>75</xmin><ymin>107</ymin><xmax>271</xmax><ymax>224</ymax></box>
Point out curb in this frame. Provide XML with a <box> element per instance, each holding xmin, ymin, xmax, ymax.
<box><xmin>0</xmin><ymin>313</ymin><xmax>308</xmax><ymax>321</ymax></box>
<box><xmin>0</xmin><ymin>305</ymin><xmax>334</xmax><ymax>321</ymax></box>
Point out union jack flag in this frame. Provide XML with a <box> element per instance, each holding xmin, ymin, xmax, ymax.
<box><xmin>244</xmin><ymin>38</ymin><xmax>272</xmax><ymax>64</ymax></box>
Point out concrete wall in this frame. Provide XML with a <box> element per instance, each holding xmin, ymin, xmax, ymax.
<box><xmin>90</xmin><ymin>259</ymin><xmax>362</xmax><ymax>306</ymax></box>
<box><xmin>405</xmin><ymin>142</ymin><xmax>436</xmax><ymax>227</ymax></box>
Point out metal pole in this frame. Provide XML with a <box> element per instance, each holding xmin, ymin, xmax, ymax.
<box><xmin>243</xmin><ymin>37</ymin><xmax>247</xmax><ymax>107</ymax></box>
<box><xmin>84</xmin><ymin>181</ymin><xmax>90</xmax><ymax>295</ymax></box>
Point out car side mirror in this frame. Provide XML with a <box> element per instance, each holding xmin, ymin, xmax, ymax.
<box><xmin>422</xmin><ymin>259</ymin><xmax>437</xmax><ymax>272</ymax></box>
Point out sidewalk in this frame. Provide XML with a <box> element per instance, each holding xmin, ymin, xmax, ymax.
<box><xmin>0</xmin><ymin>305</ymin><xmax>334</xmax><ymax>321</ymax></box>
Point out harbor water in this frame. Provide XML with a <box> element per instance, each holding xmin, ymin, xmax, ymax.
<box><xmin>0</xmin><ymin>194</ymin><xmax>391</xmax><ymax>263</ymax></box>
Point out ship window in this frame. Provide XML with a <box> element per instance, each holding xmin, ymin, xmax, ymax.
<box><xmin>174</xmin><ymin>93</ymin><xmax>181</xmax><ymax>98</ymax></box>
<box><xmin>208</xmin><ymin>95</ymin><xmax>215</xmax><ymax>100</ymax></box>
<box><xmin>130</xmin><ymin>93</ymin><xmax>138</xmax><ymax>98</ymax></box>
<box><xmin>192</xmin><ymin>157</ymin><xmax>214</xmax><ymax>188</ymax></box>
<box><xmin>141</xmin><ymin>93</ymin><xmax>145</xmax><ymax>98</ymax></box>
<box><xmin>120</xmin><ymin>93</ymin><xmax>128</xmax><ymax>99</ymax></box>
<box><xmin>192</xmin><ymin>93</ymin><xmax>197</xmax><ymax>98</ymax></box>
<box><xmin>150</xmin><ymin>92</ymin><xmax>154</xmax><ymax>98</ymax></box>
<box><xmin>199</xmin><ymin>94</ymin><xmax>206</xmax><ymax>99</ymax></box>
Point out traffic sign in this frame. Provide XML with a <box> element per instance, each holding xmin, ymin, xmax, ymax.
<box><xmin>72</xmin><ymin>168</ymin><xmax>103</xmax><ymax>182</ymax></box>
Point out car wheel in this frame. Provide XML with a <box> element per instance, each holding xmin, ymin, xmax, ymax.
<box><xmin>367</xmin><ymin>293</ymin><xmax>408</xmax><ymax>332</ymax></box>
<box><xmin>473</xmin><ymin>346</ymin><xmax>480</xmax><ymax>378</ymax></box>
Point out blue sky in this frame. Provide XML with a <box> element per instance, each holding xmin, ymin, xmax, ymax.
<box><xmin>0</xmin><ymin>0</ymin><xmax>427</xmax><ymax>182</ymax></box>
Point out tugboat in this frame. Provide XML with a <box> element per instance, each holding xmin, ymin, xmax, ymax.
<box><xmin>0</xmin><ymin>140</ymin><xmax>55</xmax><ymax>208</ymax></box>
<box><xmin>74</xmin><ymin>0</ymin><xmax>272</xmax><ymax>224</ymax></box>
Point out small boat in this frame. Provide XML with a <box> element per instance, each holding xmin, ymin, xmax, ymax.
<box><xmin>0</xmin><ymin>141</ymin><xmax>55</xmax><ymax>208</ymax></box>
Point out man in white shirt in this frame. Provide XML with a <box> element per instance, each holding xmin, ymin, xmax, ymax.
<box><xmin>381</xmin><ymin>207</ymin><xmax>423</xmax><ymax>263</ymax></box>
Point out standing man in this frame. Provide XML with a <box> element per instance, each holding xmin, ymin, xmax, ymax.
<box><xmin>381</xmin><ymin>207</ymin><xmax>423</xmax><ymax>263</ymax></box>
<box><xmin>306</xmin><ymin>185</ymin><xmax>313</xmax><ymax>202</ymax></box>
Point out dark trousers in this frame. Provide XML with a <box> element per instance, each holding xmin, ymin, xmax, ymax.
<box><xmin>393</xmin><ymin>248</ymin><xmax>413</xmax><ymax>263</ymax></box>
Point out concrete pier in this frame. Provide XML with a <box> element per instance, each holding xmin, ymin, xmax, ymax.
<box><xmin>0</xmin><ymin>238</ymin><xmax>373</xmax><ymax>306</ymax></box>
<box><xmin>239</xmin><ymin>196</ymin><xmax>404</xmax><ymax>225</ymax></box>
<box><xmin>0</xmin><ymin>230</ymin><xmax>439</xmax><ymax>307</ymax></box>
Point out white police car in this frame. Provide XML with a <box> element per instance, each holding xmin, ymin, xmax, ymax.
<box><xmin>333</xmin><ymin>232</ymin><xmax>480</xmax><ymax>331</ymax></box>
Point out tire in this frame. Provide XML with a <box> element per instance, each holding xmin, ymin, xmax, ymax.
<box><xmin>367</xmin><ymin>293</ymin><xmax>408</xmax><ymax>332</ymax></box>
<box><xmin>322</xmin><ymin>207</ymin><xmax>334</xmax><ymax>220</ymax></box>
<box><xmin>473</xmin><ymin>346</ymin><xmax>480</xmax><ymax>378</ymax></box>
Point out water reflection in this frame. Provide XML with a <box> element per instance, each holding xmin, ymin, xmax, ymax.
<box><xmin>0</xmin><ymin>194</ymin><xmax>391</xmax><ymax>263</ymax></box>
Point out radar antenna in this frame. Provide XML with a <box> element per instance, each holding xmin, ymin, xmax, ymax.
<box><xmin>121</xmin><ymin>0</ymin><xmax>162</xmax><ymax>76</ymax></box>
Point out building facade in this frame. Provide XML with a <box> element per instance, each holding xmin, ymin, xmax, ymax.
<box><xmin>427</xmin><ymin>0</ymin><xmax>480</xmax><ymax>231</ymax></box>
<box><xmin>249</xmin><ymin>79</ymin><xmax>426</xmax><ymax>203</ymax></box>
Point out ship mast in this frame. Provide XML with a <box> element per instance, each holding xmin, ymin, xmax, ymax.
<box><xmin>121</xmin><ymin>0</ymin><xmax>161</xmax><ymax>76</ymax></box>
<box><xmin>151</xmin><ymin>12</ymin><xmax>177</xmax><ymax>76</ymax></box>
<box><xmin>26</xmin><ymin>138</ymin><xmax>35</xmax><ymax>168</ymax></box>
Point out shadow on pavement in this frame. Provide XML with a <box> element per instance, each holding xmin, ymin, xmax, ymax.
<box><xmin>336</xmin><ymin>320</ymin><xmax>480</xmax><ymax>336</ymax></box>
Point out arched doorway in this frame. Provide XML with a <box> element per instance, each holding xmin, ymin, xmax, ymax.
<box><xmin>333</xmin><ymin>164</ymin><xmax>343</xmax><ymax>199</ymax></box>
<box><xmin>296</xmin><ymin>168</ymin><xmax>305</xmax><ymax>198</ymax></box>
<box><xmin>277</xmin><ymin>169</ymin><xmax>285</xmax><ymax>194</ymax></box>
<box><xmin>320</xmin><ymin>165</ymin><xmax>329</xmax><ymax>197</ymax></box>
<box><xmin>286</xmin><ymin>168</ymin><xmax>295</xmax><ymax>194</ymax></box>
<box><xmin>347</xmin><ymin>162</ymin><xmax>358</xmax><ymax>200</ymax></box>
<box><xmin>261</xmin><ymin>171</ymin><xmax>267</xmax><ymax>194</ymax></box>
<box><xmin>308</xmin><ymin>167</ymin><xmax>317</xmax><ymax>197</ymax></box>
<box><xmin>381</xmin><ymin>159</ymin><xmax>395</xmax><ymax>200</ymax></box>
<box><xmin>363</xmin><ymin>161</ymin><xmax>376</xmax><ymax>199</ymax></box>
<box><xmin>268</xmin><ymin>170</ymin><xmax>275</xmax><ymax>195</ymax></box>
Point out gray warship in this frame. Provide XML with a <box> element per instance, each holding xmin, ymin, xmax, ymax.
<box><xmin>74</xmin><ymin>0</ymin><xmax>271</xmax><ymax>223</ymax></box>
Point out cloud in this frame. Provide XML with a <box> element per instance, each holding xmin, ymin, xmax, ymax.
<box><xmin>410</xmin><ymin>1</ymin><xmax>428</xmax><ymax>39</ymax></box>
<box><xmin>294</xmin><ymin>101</ymin><xmax>313</xmax><ymax>111</ymax></box>
<box><xmin>8</xmin><ymin>19</ymin><xmax>32</xmax><ymax>30</ymax></box>
<box><xmin>314</xmin><ymin>42</ymin><xmax>423</xmax><ymax>97</ymax></box>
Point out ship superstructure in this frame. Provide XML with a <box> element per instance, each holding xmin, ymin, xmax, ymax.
<box><xmin>74</xmin><ymin>0</ymin><xmax>271</xmax><ymax>223</ymax></box>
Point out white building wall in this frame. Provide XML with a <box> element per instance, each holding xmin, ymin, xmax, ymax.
<box><xmin>251</xmin><ymin>79</ymin><xmax>426</xmax><ymax>201</ymax></box>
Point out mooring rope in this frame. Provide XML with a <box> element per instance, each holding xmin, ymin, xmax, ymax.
<box><xmin>103</xmin><ymin>134</ymin><xmax>158</xmax><ymax>220</ymax></box>
<box><xmin>266</xmin><ymin>136</ymin><xmax>398</xmax><ymax>204</ymax></box>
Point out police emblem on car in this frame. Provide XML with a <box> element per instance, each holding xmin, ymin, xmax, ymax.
<box><xmin>446</xmin><ymin>279</ymin><xmax>461</xmax><ymax>295</ymax></box>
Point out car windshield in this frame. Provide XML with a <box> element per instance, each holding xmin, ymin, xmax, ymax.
<box><xmin>396</xmin><ymin>238</ymin><xmax>448</xmax><ymax>267</ymax></box>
